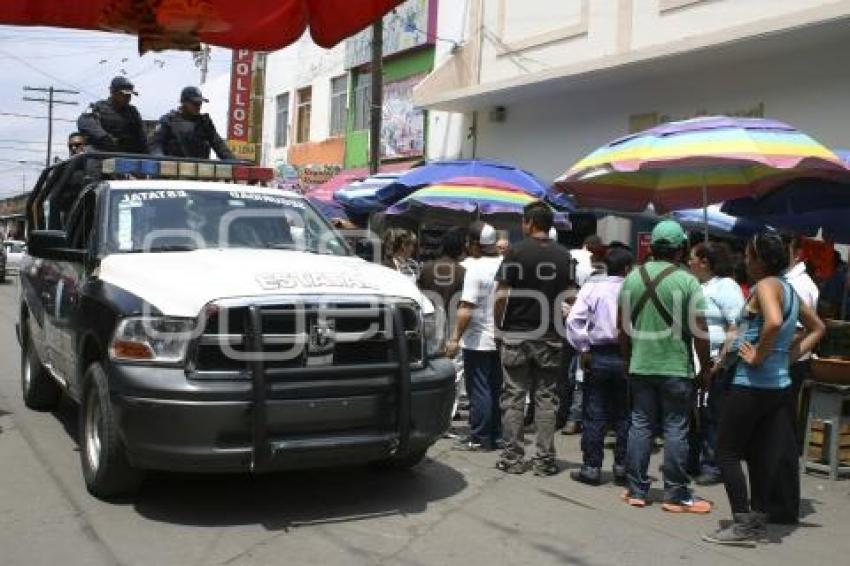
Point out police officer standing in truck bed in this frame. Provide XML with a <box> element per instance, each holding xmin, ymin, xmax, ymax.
<box><xmin>77</xmin><ymin>76</ymin><xmax>149</xmax><ymax>154</ymax></box>
<box><xmin>150</xmin><ymin>86</ymin><xmax>235</xmax><ymax>160</ymax></box>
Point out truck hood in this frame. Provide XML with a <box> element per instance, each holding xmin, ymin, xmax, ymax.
<box><xmin>97</xmin><ymin>249</ymin><xmax>431</xmax><ymax>317</ymax></box>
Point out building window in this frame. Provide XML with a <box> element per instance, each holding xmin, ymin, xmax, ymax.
<box><xmin>274</xmin><ymin>93</ymin><xmax>289</xmax><ymax>147</ymax></box>
<box><xmin>353</xmin><ymin>72</ymin><xmax>371</xmax><ymax>131</ymax></box>
<box><xmin>329</xmin><ymin>75</ymin><xmax>348</xmax><ymax>137</ymax></box>
<box><xmin>296</xmin><ymin>86</ymin><xmax>312</xmax><ymax>143</ymax></box>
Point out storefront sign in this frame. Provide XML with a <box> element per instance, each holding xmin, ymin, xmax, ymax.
<box><xmin>228</xmin><ymin>49</ymin><xmax>254</xmax><ymax>141</ymax></box>
<box><xmin>297</xmin><ymin>164</ymin><xmax>341</xmax><ymax>187</ymax></box>
<box><xmin>637</xmin><ymin>232</ymin><xmax>652</xmax><ymax>263</ymax></box>
<box><xmin>382</xmin><ymin>74</ymin><xmax>426</xmax><ymax>158</ymax></box>
<box><xmin>226</xmin><ymin>140</ymin><xmax>257</xmax><ymax>161</ymax></box>
<box><xmin>345</xmin><ymin>0</ymin><xmax>436</xmax><ymax>68</ymax></box>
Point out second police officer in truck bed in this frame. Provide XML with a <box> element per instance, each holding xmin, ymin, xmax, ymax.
<box><xmin>150</xmin><ymin>86</ymin><xmax>235</xmax><ymax>160</ymax></box>
<box><xmin>77</xmin><ymin>76</ymin><xmax>149</xmax><ymax>154</ymax></box>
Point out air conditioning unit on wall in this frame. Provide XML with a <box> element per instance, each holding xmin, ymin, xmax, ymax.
<box><xmin>489</xmin><ymin>106</ymin><xmax>507</xmax><ymax>123</ymax></box>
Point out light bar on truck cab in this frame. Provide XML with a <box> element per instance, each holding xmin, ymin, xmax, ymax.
<box><xmin>178</xmin><ymin>161</ymin><xmax>197</xmax><ymax>177</ymax></box>
<box><xmin>95</xmin><ymin>158</ymin><xmax>274</xmax><ymax>184</ymax></box>
<box><xmin>233</xmin><ymin>166</ymin><xmax>275</xmax><ymax>182</ymax></box>
<box><xmin>160</xmin><ymin>161</ymin><xmax>178</xmax><ymax>176</ymax></box>
<box><xmin>215</xmin><ymin>164</ymin><xmax>233</xmax><ymax>179</ymax></box>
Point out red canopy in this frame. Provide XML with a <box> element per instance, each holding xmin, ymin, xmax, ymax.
<box><xmin>1</xmin><ymin>0</ymin><xmax>403</xmax><ymax>52</ymax></box>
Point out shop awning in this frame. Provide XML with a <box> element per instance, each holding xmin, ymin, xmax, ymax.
<box><xmin>0</xmin><ymin>0</ymin><xmax>403</xmax><ymax>52</ymax></box>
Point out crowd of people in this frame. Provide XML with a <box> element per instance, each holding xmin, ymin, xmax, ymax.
<box><xmin>67</xmin><ymin>75</ymin><xmax>234</xmax><ymax>160</ymax></box>
<box><xmin>382</xmin><ymin>200</ymin><xmax>830</xmax><ymax>548</ymax></box>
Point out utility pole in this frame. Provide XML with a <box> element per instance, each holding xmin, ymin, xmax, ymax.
<box><xmin>193</xmin><ymin>44</ymin><xmax>211</xmax><ymax>84</ymax></box>
<box><xmin>369</xmin><ymin>19</ymin><xmax>384</xmax><ymax>175</ymax></box>
<box><xmin>22</xmin><ymin>86</ymin><xmax>79</xmax><ymax>167</ymax></box>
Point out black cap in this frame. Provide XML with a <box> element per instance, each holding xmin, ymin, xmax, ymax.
<box><xmin>180</xmin><ymin>86</ymin><xmax>209</xmax><ymax>104</ymax></box>
<box><xmin>110</xmin><ymin>76</ymin><xmax>138</xmax><ymax>96</ymax></box>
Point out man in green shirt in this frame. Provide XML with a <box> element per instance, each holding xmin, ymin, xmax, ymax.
<box><xmin>618</xmin><ymin>220</ymin><xmax>711</xmax><ymax>512</ymax></box>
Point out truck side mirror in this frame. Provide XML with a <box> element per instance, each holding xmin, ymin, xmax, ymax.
<box><xmin>27</xmin><ymin>230</ymin><xmax>87</xmax><ymax>263</ymax></box>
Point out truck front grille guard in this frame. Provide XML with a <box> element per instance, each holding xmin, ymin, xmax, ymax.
<box><xmin>245</xmin><ymin>303</ymin><xmax>412</xmax><ymax>472</ymax></box>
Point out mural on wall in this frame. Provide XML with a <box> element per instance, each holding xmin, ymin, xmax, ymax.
<box><xmin>382</xmin><ymin>74</ymin><xmax>426</xmax><ymax>159</ymax></box>
<box><xmin>345</xmin><ymin>0</ymin><xmax>435</xmax><ymax>69</ymax></box>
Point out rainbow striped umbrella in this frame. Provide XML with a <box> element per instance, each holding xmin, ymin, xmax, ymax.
<box><xmin>554</xmin><ymin>116</ymin><xmax>846</xmax><ymax>214</ymax></box>
<box><xmin>386</xmin><ymin>177</ymin><xmax>562</xmax><ymax>221</ymax></box>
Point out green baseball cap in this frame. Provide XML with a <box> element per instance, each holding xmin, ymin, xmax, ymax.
<box><xmin>651</xmin><ymin>219</ymin><xmax>687</xmax><ymax>247</ymax></box>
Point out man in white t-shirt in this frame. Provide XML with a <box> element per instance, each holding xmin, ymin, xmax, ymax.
<box><xmin>446</xmin><ymin>222</ymin><xmax>504</xmax><ymax>451</ymax></box>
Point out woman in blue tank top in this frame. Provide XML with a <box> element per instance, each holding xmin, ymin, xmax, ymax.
<box><xmin>704</xmin><ymin>234</ymin><xmax>824</xmax><ymax>547</ymax></box>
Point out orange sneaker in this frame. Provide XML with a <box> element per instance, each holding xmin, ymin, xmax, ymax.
<box><xmin>662</xmin><ymin>498</ymin><xmax>712</xmax><ymax>514</ymax></box>
<box><xmin>621</xmin><ymin>489</ymin><xmax>647</xmax><ymax>508</ymax></box>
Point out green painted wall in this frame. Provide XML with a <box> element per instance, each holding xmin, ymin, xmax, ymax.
<box><xmin>345</xmin><ymin>130</ymin><xmax>370</xmax><ymax>169</ymax></box>
<box><xmin>344</xmin><ymin>47</ymin><xmax>435</xmax><ymax>169</ymax></box>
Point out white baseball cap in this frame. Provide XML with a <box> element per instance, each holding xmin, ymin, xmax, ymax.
<box><xmin>479</xmin><ymin>223</ymin><xmax>497</xmax><ymax>245</ymax></box>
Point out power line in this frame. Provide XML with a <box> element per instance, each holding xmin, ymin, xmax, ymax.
<box><xmin>0</xmin><ymin>112</ymin><xmax>76</xmax><ymax>123</ymax></box>
<box><xmin>0</xmin><ymin>47</ymin><xmax>97</xmax><ymax>97</ymax></box>
<box><xmin>23</xmin><ymin>86</ymin><xmax>80</xmax><ymax>166</ymax></box>
<box><xmin>0</xmin><ymin>146</ymin><xmax>62</xmax><ymax>154</ymax></box>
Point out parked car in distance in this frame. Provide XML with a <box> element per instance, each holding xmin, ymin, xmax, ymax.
<box><xmin>2</xmin><ymin>240</ymin><xmax>26</xmax><ymax>275</ymax></box>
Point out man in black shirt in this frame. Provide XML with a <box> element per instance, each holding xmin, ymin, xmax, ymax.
<box><xmin>77</xmin><ymin>76</ymin><xmax>148</xmax><ymax>154</ymax></box>
<box><xmin>494</xmin><ymin>201</ymin><xmax>573</xmax><ymax>476</ymax></box>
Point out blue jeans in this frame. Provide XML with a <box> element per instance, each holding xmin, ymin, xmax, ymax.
<box><xmin>626</xmin><ymin>376</ymin><xmax>693</xmax><ymax>502</ymax></box>
<box><xmin>463</xmin><ymin>349</ymin><xmax>503</xmax><ymax>448</ymax></box>
<box><xmin>699</xmin><ymin>373</ymin><xmax>729</xmax><ymax>476</ymax></box>
<box><xmin>581</xmin><ymin>347</ymin><xmax>629</xmax><ymax>468</ymax></box>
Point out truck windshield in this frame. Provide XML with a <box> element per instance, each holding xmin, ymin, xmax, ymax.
<box><xmin>106</xmin><ymin>188</ymin><xmax>349</xmax><ymax>256</ymax></box>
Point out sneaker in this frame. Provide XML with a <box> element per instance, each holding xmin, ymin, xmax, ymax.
<box><xmin>662</xmin><ymin>497</ymin><xmax>713</xmax><ymax>514</ymax></box>
<box><xmin>532</xmin><ymin>457</ymin><xmax>558</xmax><ymax>477</ymax></box>
<box><xmin>612</xmin><ymin>464</ymin><xmax>627</xmax><ymax>486</ymax></box>
<box><xmin>561</xmin><ymin>421</ymin><xmax>581</xmax><ymax>435</ymax></box>
<box><xmin>571</xmin><ymin>466</ymin><xmax>601</xmax><ymax>485</ymax></box>
<box><xmin>496</xmin><ymin>458</ymin><xmax>529</xmax><ymax>474</ymax></box>
<box><xmin>620</xmin><ymin>489</ymin><xmax>647</xmax><ymax>508</ymax></box>
<box><xmin>695</xmin><ymin>472</ymin><xmax>722</xmax><ymax>486</ymax></box>
<box><xmin>702</xmin><ymin>513</ymin><xmax>761</xmax><ymax>547</ymax></box>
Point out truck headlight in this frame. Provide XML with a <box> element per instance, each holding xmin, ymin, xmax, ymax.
<box><xmin>422</xmin><ymin>312</ymin><xmax>445</xmax><ymax>358</ymax></box>
<box><xmin>109</xmin><ymin>317</ymin><xmax>195</xmax><ymax>363</ymax></box>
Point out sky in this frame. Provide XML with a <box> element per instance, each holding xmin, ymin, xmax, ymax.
<box><xmin>0</xmin><ymin>25</ymin><xmax>233</xmax><ymax>198</ymax></box>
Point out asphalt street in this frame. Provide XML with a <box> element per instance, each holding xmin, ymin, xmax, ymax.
<box><xmin>0</xmin><ymin>279</ymin><xmax>848</xmax><ymax>566</ymax></box>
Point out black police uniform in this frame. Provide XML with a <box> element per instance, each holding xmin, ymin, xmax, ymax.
<box><xmin>149</xmin><ymin>110</ymin><xmax>235</xmax><ymax>160</ymax></box>
<box><xmin>77</xmin><ymin>100</ymin><xmax>148</xmax><ymax>154</ymax></box>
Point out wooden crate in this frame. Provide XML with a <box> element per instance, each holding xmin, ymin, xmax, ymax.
<box><xmin>807</xmin><ymin>419</ymin><xmax>850</xmax><ymax>463</ymax></box>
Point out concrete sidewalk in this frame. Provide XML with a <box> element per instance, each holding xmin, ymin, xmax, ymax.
<box><xmin>0</xmin><ymin>397</ymin><xmax>116</xmax><ymax>565</ymax></box>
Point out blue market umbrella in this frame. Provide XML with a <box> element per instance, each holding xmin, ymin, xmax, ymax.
<box><xmin>671</xmin><ymin>205</ymin><xmax>766</xmax><ymax>237</ymax></box>
<box><xmin>722</xmin><ymin>150</ymin><xmax>850</xmax><ymax>242</ymax></box>
<box><xmin>372</xmin><ymin>159</ymin><xmax>575</xmax><ymax>212</ymax></box>
<box><xmin>333</xmin><ymin>172</ymin><xmax>405</xmax><ymax>215</ymax></box>
<box><xmin>307</xmin><ymin>196</ymin><xmax>353</xmax><ymax>223</ymax></box>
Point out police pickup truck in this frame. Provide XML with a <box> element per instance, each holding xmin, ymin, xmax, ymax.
<box><xmin>17</xmin><ymin>153</ymin><xmax>454</xmax><ymax>499</ymax></box>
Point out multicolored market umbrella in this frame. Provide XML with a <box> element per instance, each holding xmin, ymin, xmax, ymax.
<box><xmin>0</xmin><ymin>0</ymin><xmax>403</xmax><ymax>52</ymax></box>
<box><xmin>386</xmin><ymin>177</ymin><xmax>569</xmax><ymax>225</ymax></box>
<box><xmin>554</xmin><ymin>116</ymin><xmax>845</xmax><ymax>214</ymax></box>
<box><xmin>377</xmin><ymin>159</ymin><xmax>574</xmax><ymax>212</ymax></box>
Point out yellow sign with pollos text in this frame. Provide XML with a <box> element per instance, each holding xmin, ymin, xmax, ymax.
<box><xmin>227</xmin><ymin>140</ymin><xmax>257</xmax><ymax>162</ymax></box>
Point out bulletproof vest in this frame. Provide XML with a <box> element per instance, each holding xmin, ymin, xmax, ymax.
<box><xmin>91</xmin><ymin>100</ymin><xmax>145</xmax><ymax>153</ymax></box>
<box><xmin>162</xmin><ymin>111</ymin><xmax>214</xmax><ymax>159</ymax></box>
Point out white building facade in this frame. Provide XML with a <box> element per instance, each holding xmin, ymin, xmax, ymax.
<box><xmin>416</xmin><ymin>0</ymin><xmax>850</xmax><ymax>242</ymax></box>
<box><xmin>261</xmin><ymin>36</ymin><xmax>348</xmax><ymax>184</ymax></box>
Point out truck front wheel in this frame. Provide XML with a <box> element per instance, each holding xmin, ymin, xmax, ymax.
<box><xmin>79</xmin><ymin>362</ymin><xmax>143</xmax><ymax>499</ymax></box>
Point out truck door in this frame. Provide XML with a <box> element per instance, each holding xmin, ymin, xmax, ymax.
<box><xmin>52</xmin><ymin>189</ymin><xmax>98</xmax><ymax>396</ymax></box>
